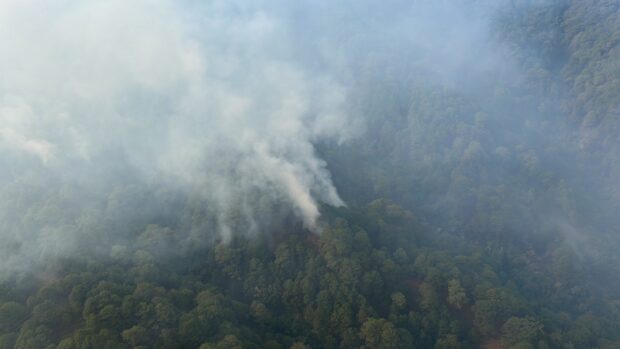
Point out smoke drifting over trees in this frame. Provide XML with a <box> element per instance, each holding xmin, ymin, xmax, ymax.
<box><xmin>1</xmin><ymin>0</ymin><xmax>620</xmax><ymax>348</ymax></box>
<box><xmin>0</xmin><ymin>0</ymin><xmax>527</xmax><ymax>267</ymax></box>
<box><xmin>0</xmin><ymin>0</ymin><xmax>357</xmax><ymax>256</ymax></box>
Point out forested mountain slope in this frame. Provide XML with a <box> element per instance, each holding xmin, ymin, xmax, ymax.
<box><xmin>0</xmin><ymin>1</ymin><xmax>620</xmax><ymax>349</ymax></box>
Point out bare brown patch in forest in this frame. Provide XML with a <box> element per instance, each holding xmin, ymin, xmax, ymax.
<box><xmin>37</xmin><ymin>271</ymin><xmax>59</xmax><ymax>287</ymax></box>
<box><xmin>482</xmin><ymin>338</ymin><xmax>506</xmax><ymax>349</ymax></box>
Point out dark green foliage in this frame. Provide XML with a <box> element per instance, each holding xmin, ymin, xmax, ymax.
<box><xmin>2</xmin><ymin>1</ymin><xmax>620</xmax><ymax>348</ymax></box>
<box><xmin>0</xmin><ymin>199</ymin><xmax>618</xmax><ymax>348</ymax></box>
<box><xmin>0</xmin><ymin>302</ymin><xmax>28</xmax><ymax>332</ymax></box>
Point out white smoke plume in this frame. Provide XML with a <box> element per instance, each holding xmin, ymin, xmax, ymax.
<box><xmin>0</xmin><ymin>0</ymin><xmax>352</xmax><ymax>241</ymax></box>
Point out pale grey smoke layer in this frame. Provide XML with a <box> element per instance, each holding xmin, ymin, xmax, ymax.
<box><xmin>0</xmin><ymin>0</ymin><xmax>530</xmax><ymax>271</ymax></box>
<box><xmin>0</xmin><ymin>0</ymin><xmax>353</xmax><ymax>242</ymax></box>
<box><xmin>0</xmin><ymin>0</ymin><xmax>500</xmax><ymax>270</ymax></box>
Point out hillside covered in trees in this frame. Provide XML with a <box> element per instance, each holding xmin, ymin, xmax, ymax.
<box><xmin>0</xmin><ymin>0</ymin><xmax>620</xmax><ymax>348</ymax></box>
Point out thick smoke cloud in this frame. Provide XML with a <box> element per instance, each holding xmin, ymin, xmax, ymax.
<box><xmin>2</xmin><ymin>0</ymin><xmax>563</xmax><ymax>272</ymax></box>
<box><xmin>0</xmin><ymin>0</ymin><xmax>353</xmax><ymax>242</ymax></box>
<box><xmin>0</xmin><ymin>0</ymin><xmax>512</xmax><ymax>272</ymax></box>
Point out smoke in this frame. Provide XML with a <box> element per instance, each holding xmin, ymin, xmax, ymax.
<box><xmin>0</xmin><ymin>0</ymin><xmax>524</xmax><ymax>272</ymax></box>
<box><xmin>0</xmin><ymin>0</ymin><xmax>354</xmax><ymax>246</ymax></box>
<box><xmin>4</xmin><ymin>0</ymin><xmax>607</xmax><ymax>275</ymax></box>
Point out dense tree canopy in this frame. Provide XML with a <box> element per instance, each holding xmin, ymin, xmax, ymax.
<box><xmin>1</xmin><ymin>0</ymin><xmax>620</xmax><ymax>348</ymax></box>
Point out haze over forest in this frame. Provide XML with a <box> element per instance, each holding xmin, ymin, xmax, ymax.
<box><xmin>0</xmin><ymin>0</ymin><xmax>619</xmax><ymax>348</ymax></box>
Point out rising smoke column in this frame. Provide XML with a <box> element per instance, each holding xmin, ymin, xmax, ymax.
<box><xmin>0</xmin><ymin>0</ymin><xmax>353</xmax><ymax>244</ymax></box>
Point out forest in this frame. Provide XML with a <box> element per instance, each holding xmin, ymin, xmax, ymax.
<box><xmin>0</xmin><ymin>0</ymin><xmax>620</xmax><ymax>348</ymax></box>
